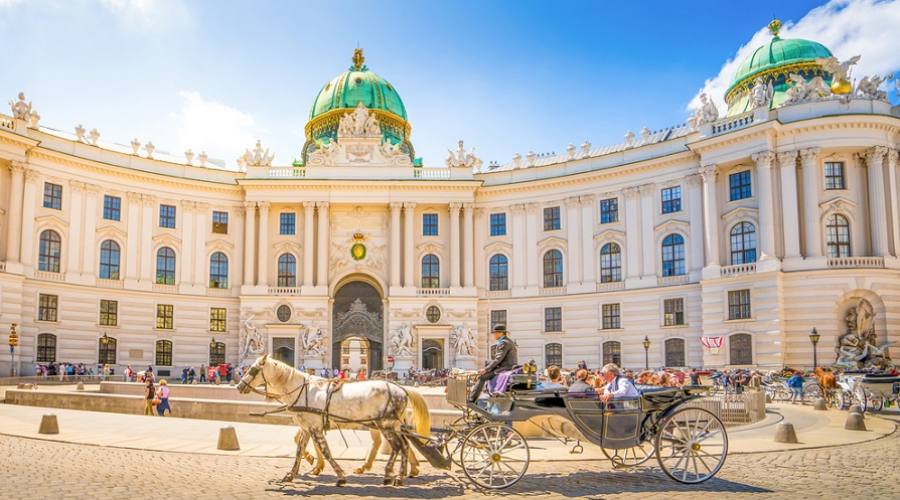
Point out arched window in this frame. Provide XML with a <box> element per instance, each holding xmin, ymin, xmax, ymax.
<box><xmin>729</xmin><ymin>222</ymin><xmax>757</xmax><ymax>265</ymax></box>
<box><xmin>37</xmin><ymin>333</ymin><xmax>57</xmax><ymax>363</ymax></box>
<box><xmin>277</xmin><ymin>254</ymin><xmax>297</xmax><ymax>287</ymax></box>
<box><xmin>488</xmin><ymin>254</ymin><xmax>509</xmax><ymax>291</ymax></box>
<box><xmin>661</xmin><ymin>234</ymin><xmax>685</xmax><ymax>277</ymax></box>
<box><xmin>156</xmin><ymin>247</ymin><xmax>176</xmax><ymax>285</ymax></box>
<box><xmin>99</xmin><ymin>240</ymin><xmax>121</xmax><ymax>280</ymax></box>
<box><xmin>38</xmin><ymin>229</ymin><xmax>62</xmax><ymax>272</ymax></box>
<box><xmin>98</xmin><ymin>336</ymin><xmax>117</xmax><ymax>365</ymax></box>
<box><xmin>602</xmin><ymin>341</ymin><xmax>621</xmax><ymax>366</ymax></box>
<box><xmin>545</xmin><ymin>343</ymin><xmax>562</xmax><ymax>368</ymax></box>
<box><xmin>155</xmin><ymin>339</ymin><xmax>173</xmax><ymax>366</ymax></box>
<box><xmin>542</xmin><ymin>249</ymin><xmax>563</xmax><ymax>288</ymax></box>
<box><xmin>729</xmin><ymin>333</ymin><xmax>753</xmax><ymax>365</ymax></box>
<box><xmin>209</xmin><ymin>341</ymin><xmax>226</xmax><ymax>365</ymax></box>
<box><xmin>209</xmin><ymin>251</ymin><xmax>229</xmax><ymax>288</ymax></box>
<box><xmin>665</xmin><ymin>338</ymin><xmax>686</xmax><ymax>367</ymax></box>
<box><xmin>599</xmin><ymin>243</ymin><xmax>622</xmax><ymax>283</ymax></box>
<box><xmin>826</xmin><ymin>214</ymin><xmax>851</xmax><ymax>258</ymax></box>
<box><xmin>421</xmin><ymin>254</ymin><xmax>440</xmax><ymax>288</ymax></box>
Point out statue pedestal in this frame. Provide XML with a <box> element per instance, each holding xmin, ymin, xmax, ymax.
<box><xmin>454</xmin><ymin>355</ymin><xmax>476</xmax><ymax>370</ymax></box>
<box><xmin>391</xmin><ymin>355</ymin><xmax>415</xmax><ymax>373</ymax></box>
<box><xmin>299</xmin><ymin>356</ymin><xmax>326</xmax><ymax>370</ymax></box>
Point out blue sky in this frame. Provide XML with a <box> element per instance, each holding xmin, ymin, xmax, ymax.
<box><xmin>2</xmin><ymin>0</ymin><xmax>898</xmax><ymax>168</ymax></box>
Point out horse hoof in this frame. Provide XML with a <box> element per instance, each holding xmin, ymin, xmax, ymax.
<box><xmin>353</xmin><ymin>467</ymin><xmax>365</xmax><ymax>474</ymax></box>
<box><xmin>336</xmin><ymin>478</ymin><xmax>347</xmax><ymax>487</ymax></box>
<box><xmin>383</xmin><ymin>478</ymin><xmax>393</xmax><ymax>486</ymax></box>
<box><xmin>393</xmin><ymin>478</ymin><xmax>404</xmax><ymax>487</ymax></box>
<box><xmin>311</xmin><ymin>468</ymin><xmax>323</xmax><ymax>476</ymax></box>
<box><xmin>281</xmin><ymin>474</ymin><xmax>294</xmax><ymax>483</ymax></box>
<box><xmin>409</xmin><ymin>469</ymin><xmax>419</xmax><ymax>478</ymax></box>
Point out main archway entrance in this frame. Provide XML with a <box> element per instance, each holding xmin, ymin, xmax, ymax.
<box><xmin>332</xmin><ymin>280</ymin><xmax>383</xmax><ymax>371</ymax></box>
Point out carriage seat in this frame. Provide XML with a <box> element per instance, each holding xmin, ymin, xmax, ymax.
<box><xmin>508</xmin><ymin>373</ymin><xmax>539</xmax><ymax>391</ymax></box>
<box><xmin>863</xmin><ymin>375</ymin><xmax>900</xmax><ymax>384</ymax></box>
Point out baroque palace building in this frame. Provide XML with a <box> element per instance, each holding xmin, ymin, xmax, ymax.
<box><xmin>2</xmin><ymin>22</ymin><xmax>900</xmax><ymax>376</ymax></box>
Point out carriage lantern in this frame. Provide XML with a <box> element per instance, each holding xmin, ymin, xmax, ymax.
<box><xmin>809</xmin><ymin>327</ymin><xmax>820</xmax><ymax>369</ymax></box>
<box><xmin>100</xmin><ymin>332</ymin><xmax>109</xmax><ymax>346</ymax></box>
<box><xmin>642</xmin><ymin>336</ymin><xmax>651</xmax><ymax>370</ymax></box>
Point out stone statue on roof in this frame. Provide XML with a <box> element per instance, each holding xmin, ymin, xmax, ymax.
<box><xmin>338</xmin><ymin>101</ymin><xmax>381</xmax><ymax>138</ymax></box>
<box><xmin>748</xmin><ymin>77</ymin><xmax>774</xmax><ymax>110</ymax></box>
<box><xmin>8</xmin><ymin>92</ymin><xmax>31</xmax><ymax>120</ymax></box>
<box><xmin>445</xmin><ymin>140</ymin><xmax>483</xmax><ymax>170</ymax></box>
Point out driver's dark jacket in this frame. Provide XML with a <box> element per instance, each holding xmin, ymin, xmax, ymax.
<box><xmin>484</xmin><ymin>336</ymin><xmax>518</xmax><ymax>376</ymax></box>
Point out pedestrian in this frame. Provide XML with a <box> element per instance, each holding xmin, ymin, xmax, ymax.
<box><xmin>188</xmin><ymin>366</ymin><xmax>196</xmax><ymax>384</ymax></box>
<box><xmin>156</xmin><ymin>379</ymin><xmax>172</xmax><ymax>416</ymax></box>
<box><xmin>689</xmin><ymin>368</ymin><xmax>700</xmax><ymax>386</ymax></box>
<box><xmin>180</xmin><ymin>368</ymin><xmax>188</xmax><ymax>384</ymax></box>
<box><xmin>144</xmin><ymin>378</ymin><xmax>156</xmax><ymax>416</ymax></box>
<box><xmin>787</xmin><ymin>370</ymin><xmax>805</xmax><ymax>404</ymax></box>
<box><xmin>199</xmin><ymin>364</ymin><xmax>207</xmax><ymax>383</ymax></box>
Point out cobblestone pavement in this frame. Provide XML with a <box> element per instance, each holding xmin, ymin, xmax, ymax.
<box><xmin>2</xmin><ymin>423</ymin><xmax>898</xmax><ymax>500</ymax></box>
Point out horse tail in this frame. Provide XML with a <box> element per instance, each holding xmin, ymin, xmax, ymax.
<box><xmin>405</xmin><ymin>388</ymin><xmax>431</xmax><ymax>442</ymax></box>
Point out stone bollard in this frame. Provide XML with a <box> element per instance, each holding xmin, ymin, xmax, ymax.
<box><xmin>76</xmin><ymin>381</ymin><xmax>85</xmax><ymax>391</ymax></box>
<box><xmin>813</xmin><ymin>398</ymin><xmax>827</xmax><ymax>411</ymax></box>
<box><xmin>848</xmin><ymin>404</ymin><xmax>862</xmax><ymax>415</ymax></box>
<box><xmin>38</xmin><ymin>414</ymin><xmax>59</xmax><ymax>435</ymax></box>
<box><xmin>773</xmin><ymin>422</ymin><xmax>799</xmax><ymax>443</ymax></box>
<box><xmin>845</xmin><ymin>412</ymin><xmax>867</xmax><ymax>431</ymax></box>
<box><xmin>217</xmin><ymin>426</ymin><xmax>240</xmax><ymax>451</ymax></box>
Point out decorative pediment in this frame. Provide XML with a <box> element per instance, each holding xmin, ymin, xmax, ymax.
<box><xmin>34</xmin><ymin>214</ymin><xmax>69</xmax><ymax>231</ymax></box>
<box><xmin>95</xmin><ymin>224</ymin><xmax>127</xmax><ymax>242</ymax></box>
<box><xmin>654</xmin><ymin>218</ymin><xmax>689</xmax><ymax>234</ymax></box>
<box><xmin>537</xmin><ymin>235</ymin><xmax>567</xmax><ymax>252</ymax></box>
<box><xmin>819</xmin><ymin>195</ymin><xmax>857</xmax><ymax>214</ymax></box>
<box><xmin>483</xmin><ymin>240</ymin><xmax>512</xmax><ymax>254</ymax></box>
<box><xmin>720</xmin><ymin>206</ymin><xmax>758</xmax><ymax>222</ymax></box>
<box><xmin>416</xmin><ymin>241</ymin><xmax>445</xmax><ymax>255</ymax></box>
<box><xmin>272</xmin><ymin>240</ymin><xmax>300</xmax><ymax>254</ymax></box>
<box><xmin>206</xmin><ymin>237</ymin><xmax>236</xmax><ymax>250</ymax></box>
<box><xmin>152</xmin><ymin>232</ymin><xmax>182</xmax><ymax>248</ymax></box>
<box><xmin>593</xmin><ymin>228</ymin><xmax>626</xmax><ymax>244</ymax></box>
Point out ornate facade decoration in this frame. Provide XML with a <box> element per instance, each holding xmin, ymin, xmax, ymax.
<box><xmin>239</xmin><ymin>313</ymin><xmax>266</xmax><ymax>363</ymax></box>
<box><xmin>450</xmin><ymin>324</ymin><xmax>476</xmax><ymax>357</ymax></box>
<box><xmin>784</xmin><ymin>73</ymin><xmax>831</xmax><ymax>105</ymax></box>
<box><xmin>855</xmin><ymin>74</ymin><xmax>890</xmax><ymax>101</ymax></box>
<box><xmin>389</xmin><ymin>322</ymin><xmax>414</xmax><ymax>356</ymax></box>
<box><xmin>445</xmin><ymin>140</ymin><xmax>483</xmax><ymax>170</ymax></box>
<box><xmin>689</xmin><ymin>93</ymin><xmax>719</xmax><ymax>129</ymax></box>
<box><xmin>333</xmin><ymin>298</ymin><xmax>383</xmax><ymax>346</ymax></box>
<box><xmin>748</xmin><ymin>76</ymin><xmax>774</xmax><ymax>110</ymax></box>
<box><xmin>306</xmin><ymin>102</ymin><xmax>411</xmax><ymax>167</ymax></box>
<box><xmin>8</xmin><ymin>91</ymin><xmax>32</xmax><ymax>120</ymax></box>
<box><xmin>816</xmin><ymin>55</ymin><xmax>860</xmax><ymax>95</ymax></box>
<box><xmin>300</xmin><ymin>325</ymin><xmax>326</xmax><ymax>357</ymax></box>
<box><xmin>835</xmin><ymin>299</ymin><xmax>893</xmax><ymax>370</ymax></box>
<box><xmin>338</xmin><ymin>101</ymin><xmax>381</xmax><ymax>138</ymax></box>
<box><xmin>238</xmin><ymin>140</ymin><xmax>275</xmax><ymax>168</ymax></box>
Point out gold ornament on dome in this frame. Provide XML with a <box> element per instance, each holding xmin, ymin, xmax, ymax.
<box><xmin>350</xmin><ymin>232</ymin><xmax>367</xmax><ymax>261</ymax></box>
<box><xmin>831</xmin><ymin>78</ymin><xmax>852</xmax><ymax>95</ymax></box>
<box><xmin>768</xmin><ymin>18</ymin><xmax>782</xmax><ymax>37</ymax></box>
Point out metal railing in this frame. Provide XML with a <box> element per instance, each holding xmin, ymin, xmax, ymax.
<box><xmin>684</xmin><ymin>390</ymin><xmax>766</xmax><ymax>425</ymax></box>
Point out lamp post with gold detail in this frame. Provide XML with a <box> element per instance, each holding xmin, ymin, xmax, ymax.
<box><xmin>8</xmin><ymin>323</ymin><xmax>18</xmax><ymax>377</ymax></box>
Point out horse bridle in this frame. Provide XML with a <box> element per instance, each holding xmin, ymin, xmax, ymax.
<box><xmin>240</xmin><ymin>364</ymin><xmax>308</xmax><ymax>402</ymax></box>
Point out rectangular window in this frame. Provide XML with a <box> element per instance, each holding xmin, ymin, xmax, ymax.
<box><xmin>728</xmin><ymin>290</ymin><xmax>752</xmax><ymax>320</ymax></box>
<box><xmin>212</xmin><ymin>211</ymin><xmax>228</xmax><ymax>234</ymax></box>
<box><xmin>38</xmin><ymin>294</ymin><xmax>58</xmax><ymax>322</ymax></box>
<box><xmin>43</xmin><ymin>182</ymin><xmax>63</xmax><ymax>209</ymax></box>
<box><xmin>279</xmin><ymin>212</ymin><xmax>296</xmax><ymax>235</ymax></box>
<box><xmin>422</xmin><ymin>213</ymin><xmax>438</xmax><ymax>236</ymax></box>
<box><xmin>490</xmin><ymin>310</ymin><xmax>507</xmax><ymax>331</ymax></box>
<box><xmin>100</xmin><ymin>299</ymin><xmax>118</xmax><ymax>326</ymax></box>
<box><xmin>103</xmin><ymin>195</ymin><xmax>121</xmax><ymax>221</ymax></box>
<box><xmin>601</xmin><ymin>303</ymin><xmax>621</xmax><ymax>330</ymax></box>
<box><xmin>661</xmin><ymin>186</ymin><xmax>682</xmax><ymax>214</ymax></box>
<box><xmin>543</xmin><ymin>206</ymin><xmax>561</xmax><ymax>231</ymax></box>
<box><xmin>544</xmin><ymin>307</ymin><xmax>562</xmax><ymax>332</ymax></box>
<box><xmin>729</xmin><ymin>170</ymin><xmax>752</xmax><ymax>201</ymax></box>
<box><xmin>156</xmin><ymin>304</ymin><xmax>174</xmax><ymax>330</ymax></box>
<box><xmin>599</xmin><ymin>198</ymin><xmax>618</xmax><ymax>224</ymax></box>
<box><xmin>159</xmin><ymin>204</ymin><xmax>176</xmax><ymax>228</ymax></box>
<box><xmin>664</xmin><ymin>298</ymin><xmax>685</xmax><ymax>326</ymax></box>
<box><xmin>824</xmin><ymin>161</ymin><xmax>846</xmax><ymax>190</ymax></box>
<box><xmin>489</xmin><ymin>213</ymin><xmax>507</xmax><ymax>236</ymax></box>
<box><xmin>210</xmin><ymin>307</ymin><xmax>227</xmax><ymax>332</ymax></box>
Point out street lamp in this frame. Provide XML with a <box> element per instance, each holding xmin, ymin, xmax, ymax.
<box><xmin>8</xmin><ymin>323</ymin><xmax>18</xmax><ymax>377</ymax></box>
<box><xmin>809</xmin><ymin>327</ymin><xmax>820</xmax><ymax>370</ymax></box>
<box><xmin>100</xmin><ymin>332</ymin><xmax>109</xmax><ymax>346</ymax></box>
<box><xmin>643</xmin><ymin>336</ymin><xmax>651</xmax><ymax>370</ymax></box>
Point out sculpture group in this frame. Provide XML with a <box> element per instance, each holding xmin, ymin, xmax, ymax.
<box><xmin>835</xmin><ymin>299</ymin><xmax>893</xmax><ymax>370</ymax></box>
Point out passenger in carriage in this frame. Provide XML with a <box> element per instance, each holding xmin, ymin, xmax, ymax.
<box><xmin>598</xmin><ymin>363</ymin><xmax>640</xmax><ymax>403</ymax></box>
<box><xmin>568</xmin><ymin>368</ymin><xmax>594</xmax><ymax>393</ymax></box>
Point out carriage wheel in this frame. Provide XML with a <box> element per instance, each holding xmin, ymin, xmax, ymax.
<box><xmin>855</xmin><ymin>387</ymin><xmax>868</xmax><ymax>413</ymax></box>
<box><xmin>837</xmin><ymin>390</ymin><xmax>851</xmax><ymax>410</ymax></box>
<box><xmin>460</xmin><ymin>422</ymin><xmax>529</xmax><ymax>490</ymax></box>
<box><xmin>868</xmin><ymin>394</ymin><xmax>884</xmax><ymax>412</ymax></box>
<box><xmin>601</xmin><ymin>441</ymin><xmax>656</xmax><ymax>468</ymax></box>
<box><xmin>655</xmin><ymin>407</ymin><xmax>727</xmax><ymax>484</ymax></box>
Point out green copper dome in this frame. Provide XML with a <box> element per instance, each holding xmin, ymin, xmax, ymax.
<box><xmin>309</xmin><ymin>52</ymin><xmax>407</xmax><ymax>121</ymax></box>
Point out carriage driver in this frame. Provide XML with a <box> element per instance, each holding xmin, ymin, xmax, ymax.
<box><xmin>468</xmin><ymin>325</ymin><xmax>518</xmax><ymax>403</ymax></box>
<box><xmin>598</xmin><ymin>363</ymin><xmax>639</xmax><ymax>403</ymax></box>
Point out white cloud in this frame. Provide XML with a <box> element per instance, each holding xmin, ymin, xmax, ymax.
<box><xmin>0</xmin><ymin>0</ymin><xmax>24</xmax><ymax>7</ymax></box>
<box><xmin>173</xmin><ymin>91</ymin><xmax>260</xmax><ymax>168</ymax></box>
<box><xmin>98</xmin><ymin>0</ymin><xmax>190</xmax><ymax>30</ymax></box>
<box><xmin>690</xmin><ymin>0</ymin><xmax>900</xmax><ymax>113</ymax></box>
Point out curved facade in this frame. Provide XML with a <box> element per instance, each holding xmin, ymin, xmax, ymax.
<box><xmin>2</xmin><ymin>34</ymin><xmax>900</xmax><ymax>376</ymax></box>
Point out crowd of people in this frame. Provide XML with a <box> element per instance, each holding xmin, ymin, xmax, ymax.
<box><xmin>33</xmin><ymin>362</ymin><xmax>116</xmax><ymax>380</ymax></box>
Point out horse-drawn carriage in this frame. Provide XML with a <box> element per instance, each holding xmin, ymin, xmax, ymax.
<box><xmin>835</xmin><ymin>372</ymin><xmax>900</xmax><ymax>412</ymax></box>
<box><xmin>429</xmin><ymin>374</ymin><xmax>728</xmax><ymax>489</ymax></box>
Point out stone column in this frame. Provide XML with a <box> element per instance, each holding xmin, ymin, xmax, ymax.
<box><xmin>473</xmin><ymin>207</ymin><xmax>486</xmax><ymax>290</ymax></box>
<box><xmin>303</xmin><ymin>201</ymin><xmax>316</xmax><ymax>287</ymax></box>
<box><xmin>19</xmin><ymin>169</ymin><xmax>38</xmax><ymax>268</ymax></box>
<box><xmin>315</xmin><ymin>201</ymin><xmax>329</xmax><ymax>287</ymax></box>
<box><xmin>639</xmin><ymin>184</ymin><xmax>656</xmax><ymax>278</ymax></box>
<box><xmin>889</xmin><ymin>150</ymin><xmax>900</xmax><ymax>257</ymax></box>
<box><xmin>699</xmin><ymin>165</ymin><xmax>720</xmax><ymax>271</ymax></box>
<box><xmin>580</xmin><ymin>195</ymin><xmax>596</xmax><ymax>284</ymax></box>
<box><xmin>242</xmin><ymin>201</ymin><xmax>256</xmax><ymax>287</ymax></box>
<box><xmin>686</xmin><ymin>174</ymin><xmax>704</xmax><ymax>277</ymax></box>
<box><xmin>257</xmin><ymin>201</ymin><xmax>270</xmax><ymax>286</ymax></box>
<box><xmin>139</xmin><ymin>195</ymin><xmax>155</xmax><ymax>283</ymax></box>
<box><xmin>81</xmin><ymin>185</ymin><xmax>99</xmax><ymax>276</ymax></box>
<box><xmin>510</xmin><ymin>204</ymin><xmax>526</xmax><ymax>290</ymax></box>
<box><xmin>778</xmin><ymin>151</ymin><xmax>802</xmax><ymax>262</ymax></box>
<box><xmin>800</xmin><ymin>148</ymin><xmax>823</xmax><ymax>260</ymax></box>
<box><xmin>194</xmin><ymin>202</ymin><xmax>209</xmax><ymax>287</ymax></box>
<box><xmin>565</xmin><ymin>196</ymin><xmax>582</xmax><ymax>287</ymax></box>
<box><xmin>867</xmin><ymin>146</ymin><xmax>889</xmax><ymax>257</ymax></box>
<box><xmin>179</xmin><ymin>201</ymin><xmax>195</xmax><ymax>287</ymax></box>
<box><xmin>752</xmin><ymin>151</ymin><xmax>779</xmax><ymax>270</ymax></box>
<box><xmin>449</xmin><ymin>202</ymin><xmax>461</xmax><ymax>288</ymax></box>
<box><xmin>66</xmin><ymin>181</ymin><xmax>84</xmax><ymax>277</ymax></box>
<box><xmin>403</xmin><ymin>202</ymin><xmax>416</xmax><ymax>287</ymax></box>
<box><xmin>5</xmin><ymin>162</ymin><xmax>25</xmax><ymax>265</ymax></box>
<box><xmin>463</xmin><ymin>203</ymin><xmax>475</xmax><ymax>288</ymax></box>
<box><xmin>389</xmin><ymin>202</ymin><xmax>402</xmax><ymax>289</ymax></box>
<box><xmin>623</xmin><ymin>186</ymin><xmax>642</xmax><ymax>281</ymax></box>
<box><xmin>525</xmin><ymin>203</ymin><xmax>539</xmax><ymax>289</ymax></box>
<box><xmin>125</xmin><ymin>192</ymin><xmax>143</xmax><ymax>283</ymax></box>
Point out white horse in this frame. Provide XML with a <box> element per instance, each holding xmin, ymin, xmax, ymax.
<box><xmin>236</xmin><ymin>355</ymin><xmax>430</xmax><ymax>486</ymax></box>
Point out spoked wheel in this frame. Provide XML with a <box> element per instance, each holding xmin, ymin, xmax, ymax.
<box><xmin>656</xmin><ymin>407</ymin><xmax>728</xmax><ymax>484</ymax></box>
<box><xmin>459</xmin><ymin>422</ymin><xmax>530</xmax><ymax>490</ymax></box>
<box><xmin>837</xmin><ymin>390</ymin><xmax>851</xmax><ymax>410</ymax></box>
<box><xmin>855</xmin><ymin>387</ymin><xmax>868</xmax><ymax>413</ymax></box>
<box><xmin>601</xmin><ymin>441</ymin><xmax>656</xmax><ymax>468</ymax></box>
<box><xmin>868</xmin><ymin>394</ymin><xmax>884</xmax><ymax>412</ymax></box>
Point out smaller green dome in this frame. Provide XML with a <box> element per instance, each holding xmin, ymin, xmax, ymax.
<box><xmin>727</xmin><ymin>36</ymin><xmax>832</xmax><ymax>97</ymax></box>
<box><xmin>309</xmin><ymin>51</ymin><xmax>407</xmax><ymax>121</ymax></box>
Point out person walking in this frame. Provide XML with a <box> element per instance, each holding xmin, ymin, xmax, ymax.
<box><xmin>156</xmin><ymin>379</ymin><xmax>172</xmax><ymax>416</ymax></box>
<box><xmin>144</xmin><ymin>378</ymin><xmax>156</xmax><ymax>416</ymax></box>
<box><xmin>787</xmin><ymin>370</ymin><xmax>805</xmax><ymax>404</ymax></box>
